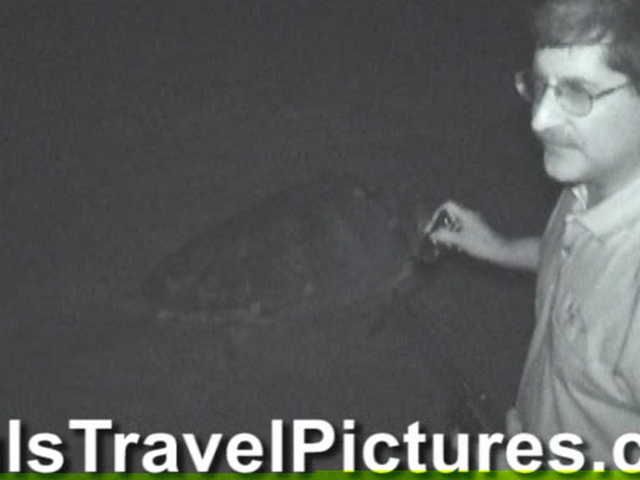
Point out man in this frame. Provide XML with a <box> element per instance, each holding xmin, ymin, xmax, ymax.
<box><xmin>429</xmin><ymin>0</ymin><xmax>640</xmax><ymax>467</ymax></box>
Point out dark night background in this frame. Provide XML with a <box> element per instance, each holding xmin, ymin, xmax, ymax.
<box><xmin>1</xmin><ymin>1</ymin><xmax>558</xmax><ymax>472</ymax></box>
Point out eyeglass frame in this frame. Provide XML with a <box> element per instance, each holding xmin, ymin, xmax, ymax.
<box><xmin>514</xmin><ymin>69</ymin><xmax>631</xmax><ymax>117</ymax></box>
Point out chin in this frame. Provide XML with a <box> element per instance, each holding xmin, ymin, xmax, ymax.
<box><xmin>543</xmin><ymin>148</ymin><xmax>588</xmax><ymax>184</ymax></box>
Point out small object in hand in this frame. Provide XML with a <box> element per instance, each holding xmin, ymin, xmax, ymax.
<box><xmin>416</xmin><ymin>208</ymin><xmax>458</xmax><ymax>264</ymax></box>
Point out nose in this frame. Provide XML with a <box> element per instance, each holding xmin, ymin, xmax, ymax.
<box><xmin>531</xmin><ymin>86</ymin><xmax>565</xmax><ymax>134</ymax></box>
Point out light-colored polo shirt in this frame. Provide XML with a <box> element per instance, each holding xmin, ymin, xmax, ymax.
<box><xmin>516</xmin><ymin>176</ymin><xmax>640</xmax><ymax>466</ymax></box>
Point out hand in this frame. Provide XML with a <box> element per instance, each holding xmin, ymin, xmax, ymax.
<box><xmin>426</xmin><ymin>200</ymin><xmax>508</xmax><ymax>264</ymax></box>
<box><xmin>505</xmin><ymin>407</ymin><xmax>523</xmax><ymax>435</ymax></box>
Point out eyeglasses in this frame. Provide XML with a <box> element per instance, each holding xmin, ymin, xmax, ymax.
<box><xmin>514</xmin><ymin>69</ymin><xmax>630</xmax><ymax>116</ymax></box>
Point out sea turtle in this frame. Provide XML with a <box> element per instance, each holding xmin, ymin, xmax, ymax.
<box><xmin>141</xmin><ymin>176</ymin><xmax>439</xmax><ymax>323</ymax></box>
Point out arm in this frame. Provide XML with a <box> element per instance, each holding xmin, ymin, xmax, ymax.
<box><xmin>427</xmin><ymin>201</ymin><xmax>541</xmax><ymax>273</ymax></box>
<box><xmin>493</xmin><ymin>237</ymin><xmax>541</xmax><ymax>272</ymax></box>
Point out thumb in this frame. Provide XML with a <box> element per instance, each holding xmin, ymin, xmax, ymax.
<box><xmin>429</xmin><ymin>228</ymin><xmax>462</xmax><ymax>247</ymax></box>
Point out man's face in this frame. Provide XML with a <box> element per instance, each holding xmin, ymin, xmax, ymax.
<box><xmin>532</xmin><ymin>44</ymin><xmax>640</xmax><ymax>203</ymax></box>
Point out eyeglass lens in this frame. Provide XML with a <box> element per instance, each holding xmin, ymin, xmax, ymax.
<box><xmin>515</xmin><ymin>71</ymin><xmax>592</xmax><ymax>115</ymax></box>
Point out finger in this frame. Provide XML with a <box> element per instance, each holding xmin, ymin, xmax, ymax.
<box><xmin>429</xmin><ymin>228</ymin><xmax>463</xmax><ymax>247</ymax></box>
<box><xmin>439</xmin><ymin>201</ymin><xmax>478</xmax><ymax>224</ymax></box>
<box><xmin>438</xmin><ymin>200</ymin><xmax>467</xmax><ymax>216</ymax></box>
<box><xmin>423</xmin><ymin>200</ymin><xmax>464</xmax><ymax>233</ymax></box>
<box><xmin>506</xmin><ymin>408</ymin><xmax>523</xmax><ymax>435</ymax></box>
<box><xmin>423</xmin><ymin>205</ymin><xmax>446</xmax><ymax>233</ymax></box>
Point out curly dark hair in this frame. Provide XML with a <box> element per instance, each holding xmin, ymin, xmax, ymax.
<box><xmin>533</xmin><ymin>0</ymin><xmax>640</xmax><ymax>92</ymax></box>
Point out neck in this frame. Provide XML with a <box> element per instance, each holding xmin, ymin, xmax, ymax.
<box><xmin>586</xmin><ymin>167</ymin><xmax>640</xmax><ymax>208</ymax></box>
<box><xmin>585</xmin><ymin>184</ymin><xmax>607</xmax><ymax>208</ymax></box>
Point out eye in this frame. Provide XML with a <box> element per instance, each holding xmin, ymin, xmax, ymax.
<box><xmin>555</xmin><ymin>79</ymin><xmax>594</xmax><ymax>115</ymax></box>
<box><xmin>557</xmin><ymin>80</ymin><xmax>592</xmax><ymax>100</ymax></box>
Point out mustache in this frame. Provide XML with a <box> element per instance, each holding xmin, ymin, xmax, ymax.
<box><xmin>535</xmin><ymin>129</ymin><xmax>580</xmax><ymax>148</ymax></box>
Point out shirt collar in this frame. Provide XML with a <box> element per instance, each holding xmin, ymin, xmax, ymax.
<box><xmin>569</xmin><ymin>175</ymin><xmax>640</xmax><ymax>238</ymax></box>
